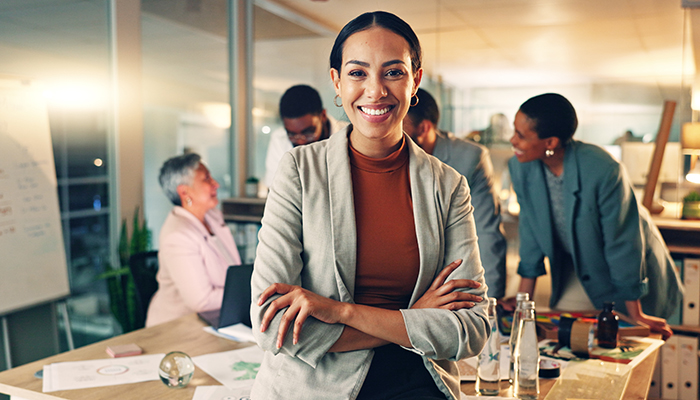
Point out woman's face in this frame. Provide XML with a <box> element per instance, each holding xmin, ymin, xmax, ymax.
<box><xmin>183</xmin><ymin>163</ymin><xmax>219</xmax><ymax>211</ymax></box>
<box><xmin>510</xmin><ymin>110</ymin><xmax>548</xmax><ymax>163</ymax></box>
<box><xmin>331</xmin><ymin>26</ymin><xmax>422</xmax><ymax>153</ymax></box>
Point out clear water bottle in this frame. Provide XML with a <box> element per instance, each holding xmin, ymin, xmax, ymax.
<box><xmin>514</xmin><ymin>300</ymin><xmax>539</xmax><ymax>400</ymax></box>
<box><xmin>477</xmin><ymin>298</ymin><xmax>500</xmax><ymax>396</ymax></box>
<box><xmin>509</xmin><ymin>292</ymin><xmax>529</xmax><ymax>384</ymax></box>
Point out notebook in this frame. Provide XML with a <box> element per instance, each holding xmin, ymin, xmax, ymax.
<box><xmin>198</xmin><ymin>264</ymin><xmax>253</xmax><ymax>329</ymax></box>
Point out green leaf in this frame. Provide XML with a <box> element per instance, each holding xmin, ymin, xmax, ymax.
<box><xmin>684</xmin><ymin>191</ymin><xmax>700</xmax><ymax>202</ymax></box>
<box><xmin>98</xmin><ymin>206</ymin><xmax>153</xmax><ymax>333</ymax></box>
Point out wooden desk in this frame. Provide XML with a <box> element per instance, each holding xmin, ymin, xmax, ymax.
<box><xmin>0</xmin><ymin>313</ymin><xmax>660</xmax><ymax>400</ymax></box>
<box><xmin>460</xmin><ymin>336</ymin><xmax>661</xmax><ymax>400</ymax></box>
<box><xmin>0</xmin><ymin>314</ymin><xmax>250</xmax><ymax>400</ymax></box>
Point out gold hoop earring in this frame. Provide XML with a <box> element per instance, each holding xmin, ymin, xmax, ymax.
<box><xmin>333</xmin><ymin>95</ymin><xmax>342</xmax><ymax>107</ymax></box>
<box><xmin>545</xmin><ymin>149</ymin><xmax>554</xmax><ymax>157</ymax></box>
<box><xmin>410</xmin><ymin>94</ymin><xmax>419</xmax><ymax>107</ymax></box>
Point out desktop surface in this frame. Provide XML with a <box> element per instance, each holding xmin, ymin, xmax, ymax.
<box><xmin>0</xmin><ymin>313</ymin><xmax>660</xmax><ymax>400</ymax></box>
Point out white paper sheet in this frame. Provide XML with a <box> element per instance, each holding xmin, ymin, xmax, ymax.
<box><xmin>42</xmin><ymin>354</ymin><xmax>164</xmax><ymax>392</ymax></box>
<box><xmin>192</xmin><ymin>346</ymin><xmax>263</xmax><ymax>390</ymax></box>
<box><xmin>203</xmin><ymin>323</ymin><xmax>255</xmax><ymax>343</ymax></box>
<box><xmin>193</xmin><ymin>385</ymin><xmax>252</xmax><ymax>400</ymax></box>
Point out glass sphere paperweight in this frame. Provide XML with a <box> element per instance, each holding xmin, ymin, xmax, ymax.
<box><xmin>158</xmin><ymin>351</ymin><xmax>195</xmax><ymax>388</ymax></box>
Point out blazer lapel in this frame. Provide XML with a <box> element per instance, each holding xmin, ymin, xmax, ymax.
<box><xmin>326</xmin><ymin>128</ymin><xmax>357</xmax><ymax>302</ymax></box>
<box><xmin>563</xmin><ymin>142</ymin><xmax>581</xmax><ymax>256</ymax></box>
<box><xmin>527</xmin><ymin>162</ymin><xmax>555</xmax><ymax>258</ymax></box>
<box><xmin>406</xmin><ymin>138</ymin><xmax>441</xmax><ymax>304</ymax></box>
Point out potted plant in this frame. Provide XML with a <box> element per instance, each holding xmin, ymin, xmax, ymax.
<box><xmin>97</xmin><ymin>207</ymin><xmax>151</xmax><ymax>333</ymax></box>
<box><xmin>682</xmin><ymin>191</ymin><xmax>700</xmax><ymax>220</ymax></box>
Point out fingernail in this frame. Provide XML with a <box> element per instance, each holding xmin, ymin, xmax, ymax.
<box><xmin>477</xmin><ymin>297</ymin><xmax>483</xmax><ymax>302</ymax></box>
<box><xmin>260</xmin><ymin>324</ymin><xmax>265</xmax><ymax>332</ymax></box>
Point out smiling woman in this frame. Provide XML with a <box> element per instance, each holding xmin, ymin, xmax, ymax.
<box><xmin>250</xmin><ymin>11</ymin><xmax>490</xmax><ymax>400</ymax></box>
<box><xmin>145</xmin><ymin>153</ymin><xmax>242</xmax><ymax>327</ymax></box>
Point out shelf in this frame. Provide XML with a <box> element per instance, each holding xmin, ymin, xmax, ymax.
<box><xmin>652</xmin><ymin>216</ymin><xmax>700</xmax><ymax>256</ymax></box>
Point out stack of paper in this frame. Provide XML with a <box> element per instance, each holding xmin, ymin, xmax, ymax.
<box><xmin>203</xmin><ymin>323</ymin><xmax>256</xmax><ymax>343</ymax></box>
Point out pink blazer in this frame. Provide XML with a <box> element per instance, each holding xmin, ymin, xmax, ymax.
<box><xmin>146</xmin><ymin>206</ymin><xmax>241</xmax><ymax>327</ymax></box>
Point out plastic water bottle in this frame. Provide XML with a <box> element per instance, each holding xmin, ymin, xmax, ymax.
<box><xmin>513</xmin><ymin>300</ymin><xmax>539</xmax><ymax>400</ymax></box>
<box><xmin>477</xmin><ymin>298</ymin><xmax>500</xmax><ymax>396</ymax></box>
<box><xmin>509</xmin><ymin>292</ymin><xmax>529</xmax><ymax>384</ymax></box>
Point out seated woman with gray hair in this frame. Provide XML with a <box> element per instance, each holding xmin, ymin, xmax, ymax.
<box><xmin>146</xmin><ymin>153</ymin><xmax>241</xmax><ymax>327</ymax></box>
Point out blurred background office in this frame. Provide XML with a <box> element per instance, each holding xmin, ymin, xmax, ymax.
<box><xmin>0</xmin><ymin>0</ymin><xmax>696</xmax><ymax>379</ymax></box>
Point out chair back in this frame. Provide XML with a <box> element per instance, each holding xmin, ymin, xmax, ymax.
<box><xmin>128</xmin><ymin>250</ymin><xmax>159</xmax><ymax>329</ymax></box>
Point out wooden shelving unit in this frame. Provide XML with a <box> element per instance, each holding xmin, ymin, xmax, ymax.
<box><xmin>652</xmin><ymin>217</ymin><xmax>700</xmax><ymax>256</ymax></box>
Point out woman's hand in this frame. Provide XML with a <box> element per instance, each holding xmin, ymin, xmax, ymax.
<box><xmin>633</xmin><ymin>313</ymin><xmax>673</xmax><ymax>340</ymax></box>
<box><xmin>411</xmin><ymin>259</ymin><xmax>483</xmax><ymax>311</ymax></box>
<box><xmin>258</xmin><ymin>283</ymin><xmax>346</xmax><ymax>348</ymax></box>
<box><xmin>499</xmin><ymin>297</ymin><xmax>517</xmax><ymax>312</ymax></box>
<box><xmin>624</xmin><ymin>300</ymin><xmax>673</xmax><ymax>340</ymax></box>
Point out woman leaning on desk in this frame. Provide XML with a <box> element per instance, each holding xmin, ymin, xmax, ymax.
<box><xmin>250</xmin><ymin>11</ymin><xmax>489</xmax><ymax>400</ymax></box>
<box><xmin>145</xmin><ymin>153</ymin><xmax>241</xmax><ymax>327</ymax></box>
<box><xmin>507</xmin><ymin>93</ymin><xmax>683</xmax><ymax>340</ymax></box>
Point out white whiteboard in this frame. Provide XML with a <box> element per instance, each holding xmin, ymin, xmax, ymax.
<box><xmin>0</xmin><ymin>79</ymin><xmax>70</xmax><ymax>315</ymax></box>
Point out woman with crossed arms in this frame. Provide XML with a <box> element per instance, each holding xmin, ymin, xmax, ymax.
<box><xmin>250</xmin><ymin>11</ymin><xmax>489</xmax><ymax>400</ymax></box>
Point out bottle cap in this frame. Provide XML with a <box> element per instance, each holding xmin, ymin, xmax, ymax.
<box><xmin>539</xmin><ymin>359</ymin><xmax>561</xmax><ymax>378</ymax></box>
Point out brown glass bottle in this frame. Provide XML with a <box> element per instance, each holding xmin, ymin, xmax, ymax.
<box><xmin>597</xmin><ymin>301</ymin><xmax>619</xmax><ymax>349</ymax></box>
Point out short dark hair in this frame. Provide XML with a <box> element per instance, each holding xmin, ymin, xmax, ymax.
<box><xmin>279</xmin><ymin>85</ymin><xmax>323</xmax><ymax>119</ymax></box>
<box><xmin>159</xmin><ymin>153</ymin><xmax>201</xmax><ymax>206</ymax></box>
<box><xmin>519</xmin><ymin>93</ymin><xmax>578</xmax><ymax>144</ymax></box>
<box><xmin>406</xmin><ymin>88</ymin><xmax>439</xmax><ymax>126</ymax></box>
<box><xmin>330</xmin><ymin>11</ymin><xmax>422</xmax><ymax>75</ymax></box>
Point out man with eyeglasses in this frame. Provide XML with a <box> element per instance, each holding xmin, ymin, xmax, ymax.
<box><xmin>264</xmin><ymin>85</ymin><xmax>348</xmax><ymax>189</ymax></box>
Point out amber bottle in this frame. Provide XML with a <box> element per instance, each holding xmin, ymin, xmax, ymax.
<box><xmin>597</xmin><ymin>301</ymin><xmax>619</xmax><ymax>349</ymax></box>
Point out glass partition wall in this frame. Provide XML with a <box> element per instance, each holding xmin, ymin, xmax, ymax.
<box><xmin>0</xmin><ymin>0</ymin><xmax>114</xmax><ymax>354</ymax></box>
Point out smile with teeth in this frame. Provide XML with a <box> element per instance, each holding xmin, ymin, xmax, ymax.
<box><xmin>360</xmin><ymin>106</ymin><xmax>392</xmax><ymax>116</ymax></box>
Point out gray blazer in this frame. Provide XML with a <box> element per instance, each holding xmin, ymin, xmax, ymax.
<box><xmin>433</xmin><ymin>130</ymin><xmax>507</xmax><ymax>298</ymax></box>
<box><xmin>251</xmin><ymin>127</ymin><xmax>490</xmax><ymax>400</ymax></box>
<box><xmin>508</xmin><ymin>140</ymin><xmax>683</xmax><ymax>317</ymax></box>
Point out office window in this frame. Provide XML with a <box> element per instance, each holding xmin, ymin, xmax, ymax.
<box><xmin>0</xmin><ymin>0</ymin><xmax>116</xmax><ymax>348</ymax></box>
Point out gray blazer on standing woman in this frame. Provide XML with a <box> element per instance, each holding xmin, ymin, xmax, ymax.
<box><xmin>250</xmin><ymin>127</ymin><xmax>490</xmax><ymax>400</ymax></box>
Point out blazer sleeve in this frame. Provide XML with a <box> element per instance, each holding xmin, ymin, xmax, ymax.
<box><xmin>159</xmin><ymin>228</ymin><xmax>224</xmax><ymax>312</ymax></box>
<box><xmin>251</xmin><ymin>152</ymin><xmax>344</xmax><ymax>369</ymax></box>
<box><xmin>400</xmin><ymin>174</ymin><xmax>490</xmax><ymax>361</ymax></box>
<box><xmin>508</xmin><ymin>158</ymin><xmax>547</xmax><ymax>278</ymax></box>
<box><xmin>468</xmin><ymin>147</ymin><xmax>507</xmax><ymax>298</ymax></box>
<box><xmin>596</xmin><ymin>164</ymin><xmax>646</xmax><ymax>301</ymax></box>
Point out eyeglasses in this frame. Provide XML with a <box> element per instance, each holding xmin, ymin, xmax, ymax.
<box><xmin>287</xmin><ymin>131</ymin><xmax>318</xmax><ymax>140</ymax></box>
